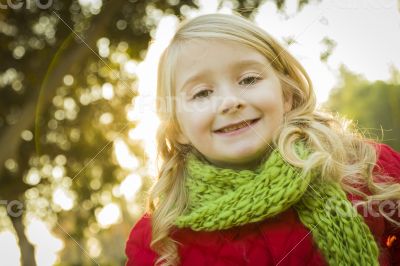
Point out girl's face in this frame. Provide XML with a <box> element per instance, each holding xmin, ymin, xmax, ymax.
<box><xmin>174</xmin><ymin>39</ymin><xmax>292</xmax><ymax>169</ymax></box>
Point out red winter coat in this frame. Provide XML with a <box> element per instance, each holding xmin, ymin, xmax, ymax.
<box><xmin>125</xmin><ymin>143</ymin><xmax>400</xmax><ymax>265</ymax></box>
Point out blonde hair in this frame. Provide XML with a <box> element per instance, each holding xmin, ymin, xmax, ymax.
<box><xmin>146</xmin><ymin>13</ymin><xmax>400</xmax><ymax>265</ymax></box>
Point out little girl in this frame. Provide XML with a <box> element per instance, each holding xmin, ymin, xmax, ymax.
<box><xmin>125</xmin><ymin>13</ymin><xmax>400</xmax><ymax>266</ymax></box>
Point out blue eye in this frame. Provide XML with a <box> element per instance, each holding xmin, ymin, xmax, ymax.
<box><xmin>193</xmin><ymin>89</ymin><xmax>213</xmax><ymax>99</ymax></box>
<box><xmin>239</xmin><ymin>75</ymin><xmax>262</xmax><ymax>86</ymax></box>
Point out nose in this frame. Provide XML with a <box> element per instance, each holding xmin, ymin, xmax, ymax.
<box><xmin>218</xmin><ymin>94</ymin><xmax>245</xmax><ymax>114</ymax></box>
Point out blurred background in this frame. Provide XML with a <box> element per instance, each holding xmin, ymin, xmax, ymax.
<box><xmin>0</xmin><ymin>0</ymin><xmax>399</xmax><ymax>265</ymax></box>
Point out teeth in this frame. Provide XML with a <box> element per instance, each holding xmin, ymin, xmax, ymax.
<box><xmin>220</xmin><ymin>121</ymin><xmax>250</xmax><ymax>133</ymax></box>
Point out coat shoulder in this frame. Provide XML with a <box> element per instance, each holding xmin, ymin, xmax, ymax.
<box><xmin>374</xmin><ymin>143</ymin><xmax>400</xmax><ymax>179</ymax></box>
<box><xmin>372</xmin><ymin>143</ymin><xmax>400</xmax><ymax>265</ymax></box>
<box><xmin>125</xmin><ymin>213</ymin><xmax>157</xmax><ymax>266</ymax></box>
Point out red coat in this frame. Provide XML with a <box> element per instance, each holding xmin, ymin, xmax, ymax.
<box><xmin>125</xmin><ymin>143</ymin><xmax>400</xmax><ymax>265</ymax></box>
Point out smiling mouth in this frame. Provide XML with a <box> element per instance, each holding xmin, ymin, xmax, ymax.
<box><xmin>214</xmin><ymin>118</ymin><xmax>260</xmax><ymax>133</ymax></box>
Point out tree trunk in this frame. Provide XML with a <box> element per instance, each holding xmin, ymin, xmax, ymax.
<box><xmin>9</xmin><ymin>212</ymin><xmax>37</xmax><ymax>266</ymax></box>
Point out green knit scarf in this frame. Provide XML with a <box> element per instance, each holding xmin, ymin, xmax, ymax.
<box><xmin>174</xmin><ymin>145</ymin><xmax>379</xmax><ymax>265</ymax></box>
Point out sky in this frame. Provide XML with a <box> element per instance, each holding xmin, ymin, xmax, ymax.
<box><xmin>253</xmin><ymin>0</ymin><xmax>400</xmax><ymax>102</ymax></box>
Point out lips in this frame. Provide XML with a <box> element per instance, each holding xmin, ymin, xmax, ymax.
<box><xmin>214</xmin><ymin>118</ymin><xmax>260</xmax><ymax>133</ymax></box>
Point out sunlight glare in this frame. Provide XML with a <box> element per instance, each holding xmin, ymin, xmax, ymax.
<box><xmin>114</xmin><ymin>138</ymin><xmax>139</xmax><ymax>170</ymax></box>
<box><xmin>96</xmin><ymin>203</ymin><xmax>122</xmax><ymax>229</ymax></box>
<box><xmin>87</xmin><ymin>237</ymin><xmax>101</xmax><ymax>258</ymax></box>
<box><xmin>97</xmin><ymin>37</ymin><xmax>110</xmax><ymax>58</ymax></box>
<box><xmin>26</xmin><ymin>218</ymin><xmax>64</xmax><ymax>266</ymax></box>
<box><xmin>0</xmin><ymin>231</ymin><xmax>20</xmax><ymax>265</ymax></box>
<box><xmin>119</xmin><ymin>173</ymin><xmax>143</xmax><ymax>201</ymax></box>
<box><xmin>52</xmin><ymin>187</ymin><xmax>75</xmax><ymax>211</ymax></box>
<box><xmin>101</xmin><ymin>83</ymin><xmax>114</xmax><ymax>100</ymax></box>
<box><xmin>132</xmin><ymin>15</ymin><xmax>178</xmax><ymax>178</ymax></box>
<box><xmin>25</xmin><ymin>168</ymin><xmax>41</xmax><ymax>185</ymax></box>
<box><xmin>124</xmin><ymin>60</ymin><xmax>137</xmax><ymax>75</ymax></box>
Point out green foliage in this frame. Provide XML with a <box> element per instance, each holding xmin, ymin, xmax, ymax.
<box><xmin>326</xmin><ymin>65</ymin><xmax>400</xmax><ymax>151</ymax></box>
<box><xmin>320</xmin><ymin>37</ymin><xmax>336</xmax><ymax>63</ymax></box>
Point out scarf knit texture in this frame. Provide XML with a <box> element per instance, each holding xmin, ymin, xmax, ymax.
<box><xmin>174</xmin><ymin>144</ymin><xmax>379</xmax><ymax>265</ymax></box>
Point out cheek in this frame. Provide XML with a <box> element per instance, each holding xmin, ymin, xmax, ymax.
<box><xmin>177</xmin><ymin>111</ymin><xmax>210</xmax><ymax>141</ymax></box>
<box><xmin>255</xmin><ymin>92</ymin><xmax>285</xmax><ymax>114</ymax></box>
<box><xmin>255</xmin><ymin>97</ymin><xmax>286</xmax><ymax>127</ymax></box>
<box><xmin>182</xmin><ymin>102</ymin><xmax>214</xmax><ymax>126</ymax></box>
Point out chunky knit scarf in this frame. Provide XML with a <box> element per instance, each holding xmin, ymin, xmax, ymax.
<box><xmin>174</xmin><ymin>145</ymin><xmax>379</xmax><ymax>265</ymax></box>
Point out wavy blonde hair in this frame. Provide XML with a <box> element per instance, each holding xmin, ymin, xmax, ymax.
<box><xmin>146</xmin><ymin>13</ymin><xmax>400</xmax><ymax>265</ymax></box>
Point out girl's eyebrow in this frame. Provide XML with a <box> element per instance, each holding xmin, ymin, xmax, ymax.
<box><xmin>234</xmin><ymin>59</ymin><xmax>267</xmax><ymax>69</ymax></box>
<box><xmin>180</xmin><ymin>71</ymin><xmax>210</xmax><ymax>92</ymax></box>
<box><xmin>179</xmin><ymin>59</ymin><xmax>267</xmax><ymax>92</ymax></box>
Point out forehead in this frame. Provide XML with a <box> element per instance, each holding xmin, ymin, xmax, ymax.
<box><xmin>175</xmin><ymin>39</ymin><xmax>267</xmax><ymax>66</ymax></box>
<box><xmin>174</xmin><ymin>39</ymin><xmax>270</xmax><ymax>90</ymax></box>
